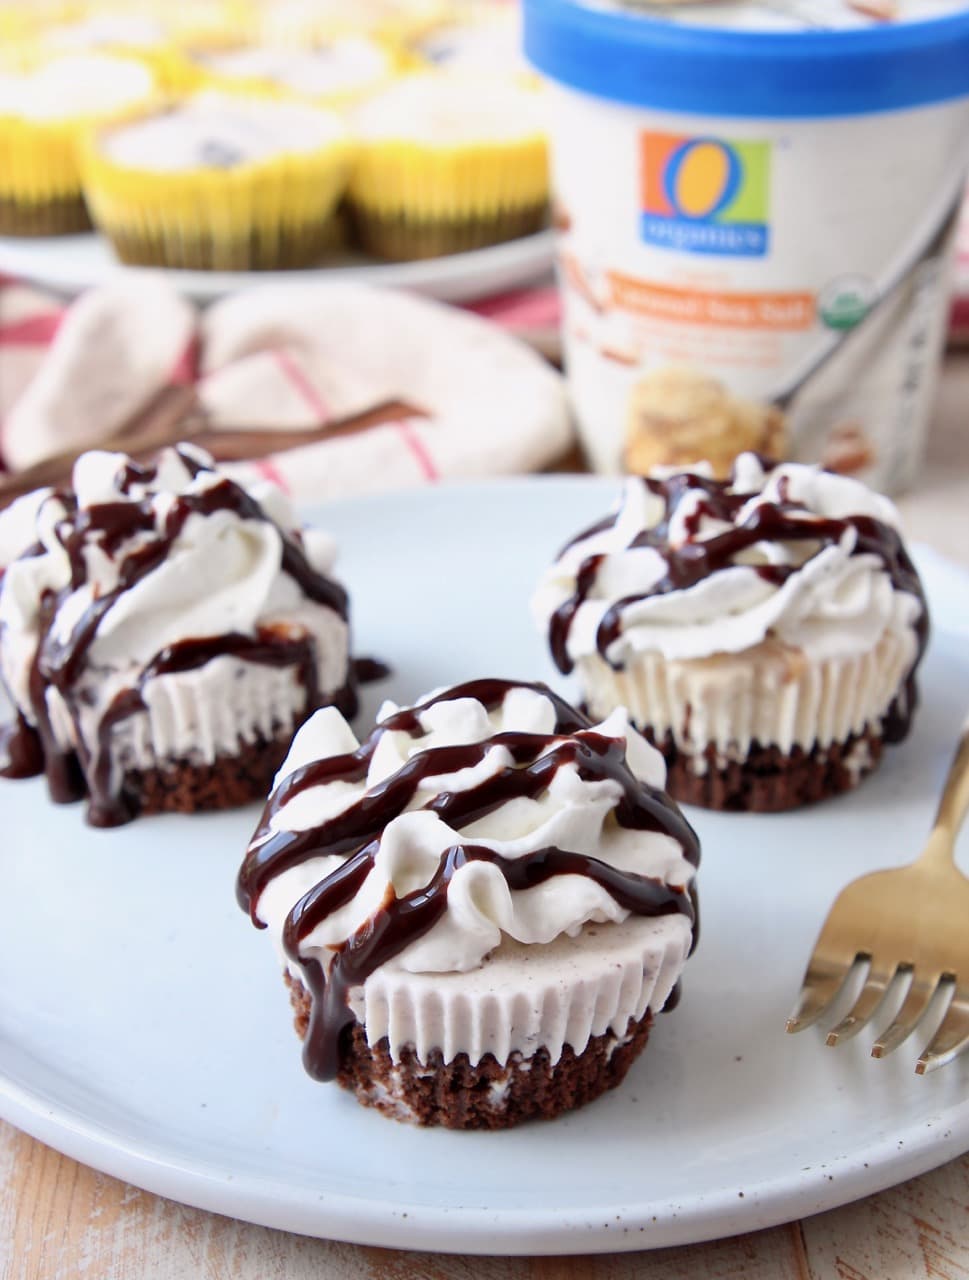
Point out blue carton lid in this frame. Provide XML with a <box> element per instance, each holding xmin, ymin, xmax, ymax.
<box><xmin>523</xmin><ymin>0</ymin><xmax>969</xmax><ymax>118</ymax></box>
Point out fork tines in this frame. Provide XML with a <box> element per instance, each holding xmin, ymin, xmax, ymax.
<box><xmin>787</xmin><ymin>954</ymin><xmax>969</xmax><ymax>1075</ymax></box>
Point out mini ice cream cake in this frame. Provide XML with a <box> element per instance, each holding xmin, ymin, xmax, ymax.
<box><xmin>237</xmin><ymin>678</ymin><xmax>699</xmax><ymax>1129</ymax></box>
<box><xmin>0</xmin><ymin>444</ymin><xmax>354</xmax><ymax>827</ymax></box>
<box><xmin>82</xmin><ymin>92</ymin><xmax>354</xmax><ymax>271</ymax></box>
<box><xmin>533</xmin><ymin>454</ymin><xmax>928</xmax><ymax>812</ymax></box>
<box><xmin>0</xmin><ymin>51</ymin><xmax>157</xmax><ymax>235</ymax></box>
<box><xmin>348</xmin><ymin>72</ymin><xmax>550</xmax><ymax>261</ymax></box>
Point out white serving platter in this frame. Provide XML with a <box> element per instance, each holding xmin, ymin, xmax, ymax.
<box><xmin>0</xmin><ymin>229</ymin><xmax>555</xmax><ymax>304</ymax></box>
<box><xmin>0</xmin><ymin>476</ymin><xmax>966</xmax><ymax>1255</ymax></box>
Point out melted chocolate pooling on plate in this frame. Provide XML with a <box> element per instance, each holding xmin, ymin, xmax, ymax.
<box><xmin>237</xmin><ymin>678</ymin><xmax>699</xmax><ymax>1082</ymax></box>
<box><xmin>352</xmin><ymin>656</ymin><xmax>392</xmax><ymax>684</ymax></box>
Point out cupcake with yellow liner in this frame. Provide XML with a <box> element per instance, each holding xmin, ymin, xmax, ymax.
<box><xmin>625</xmin><ymin>365</ymin><xmax>787</xmax><ymax>480</ymax></box>
<box><xmin>34</xmin><ymin>12</ymin><xmax>196</xmax><ymax>93</ymax></box>
<box><xmin>81</xmin><ymin>91</ymin><xmax>354</xmax><ymax>271</ymax></box>
<box><xmin>348</xmin><ymin>71</ymin><xmax>549</xmax><ymax>261</ymax></box>
<box><xmin>416</xmin><ymin>3</ymin><xmax>536</xmax><ymax>83</ymax></box>
<box><xmin>37</xmin><ymin>0</ymin><xmax>259</xmax><ymax>89</ymax></box>
<box><xmin>255</xmin><ymin>0</ymin><xmax>454</xmax><ymax>49</ymax></box>
<box><xmin>152</xmin><ymin>0</ymin><xmax>256</xmax><ymax>55</ymax></box>
<box><xmin>193</xmin><ymin>35</ymin><xmax>406</xmax><ymax>112</ymax></box>
<box><xmin>0</xmin><ymin>51</ymin><xmax>157</xmax><ymax>236</ymax></box>
<box><xmin>0</xmin><ymin>2</ymin><xmax>79</xmax><ymax>47</ymax></box>
<box><xmin>371</xmin><ymin>0</ymin><xmax>456</xmax><ymax>48</ymax></box>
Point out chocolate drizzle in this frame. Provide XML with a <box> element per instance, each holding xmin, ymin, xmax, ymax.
<box><xmin>86</xmin><ymin>631</ymin><xmax>326</xmax><ymax>828</ymax></box>
<box><xmin>288</xmin><ymin>842</ymin><xmax>691</xmax><ymax>1083</ymax></box>
<box><xmin>0</xmin><ymin>451</ymin><xmax>354</xmax><ymax>825</ymax></box>
<box><xmin>352</xmin><ymin>656</ymin><xmax>392</xmax><ymax>685</ymax></box>
<box><xmin>237</xmin><ymin>677</ymin><xmax>700</xmax><ymax>1082</ymax></box>
<box><xmin>548</xmin><ymin>463</ymin><xmax>929</xmax><ymax>739</ymax></box>
<box><xmin>0</xmin><ymin>711</ymin><xmax>44</xmax><ymax>778</ymax></box>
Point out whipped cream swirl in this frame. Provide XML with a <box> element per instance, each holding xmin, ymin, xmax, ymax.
<box><xmin>238</xmin><ymin>678</ymin><xmax>698</xmax><ymax>1080</ymax></box>
<box><xmin>533</xmin><ymin>453</ymin><xmax>927</xmax><ymax>673</ymax></box>
<box><xmin>0</xmin><ymin>444</ymin><xmax>351</xmax><ymax>825</ymax></box>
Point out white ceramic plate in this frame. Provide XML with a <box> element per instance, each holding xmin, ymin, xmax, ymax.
<box><xmin>0</xmin><ymin>477</ymin><xmax>967</xmax><ymax>1256</ymax></box>
<box><xmin>0</xmin><ymin>230</ymin><xmax>554</xmax><ymax>304</ymax></box>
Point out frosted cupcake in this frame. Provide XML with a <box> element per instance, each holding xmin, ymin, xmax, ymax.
<box><xmin>196</xmin><ymin>36</ymin><xmax>402</xmax><ymax>111</ymax></box>
<box><xmin>160</xmin><ymin>0</ymin><xmax>256</xmax><ymax>56</ymax></box>
<box><xmin>417</xmin><ymin>5</ymin><xmax>533</xmax><ymax>79</ymax></box>
<box><xmin>42</xmin><ymin>13</ymin><xmax>170</xmax><ymax>55</ymax></box>
<box><xmin>348</xmin><ymin>72</ymin><xmax>549</xmax><ymax>260</ymax></box>
<box><xmin>533</xmin><ymin>454</ymin><xmax>928</xmax><ymax>812</ymax></box>
<box><xmin>238</xmin><ymin>677</ymin><xmax>698</xmax><ymax>1129</ymax></box>
<box><xmin>35</xmin><ymin>12</ymin><xmax>192</xmax><ymax>87</ymax></box>
<box><xmin>256</xmin><ymin>0</ymin><xmax>452</xmax><ymax>48</ymax></box>
<box><xmin>0</xmin><ymin>52</ymin><xmax>157</xmax><ymax>235</ymax></box>
<box><xmin>0</xmin><ymin>444</ymin><xmax>354</xmax><ymax>828</ymax></box>
<box><xmin>82</xmin><ymin>91</ymin><xmax>353</xmax><ymax>270</ymax></box>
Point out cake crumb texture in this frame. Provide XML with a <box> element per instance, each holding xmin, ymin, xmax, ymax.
<box><xmin>285</xmin><ymin>973</ymin><xmax>654</xmax><ymax>1129</ymax></box>
<box><xmin>652</xmin><ymin>725</ymin><xmax>884</xmax><ymax>812</ymax></box>
<box><xmin>117</xmin><ymin>731</ymin><xmax>293</xmax><ymax>820</ymax></box>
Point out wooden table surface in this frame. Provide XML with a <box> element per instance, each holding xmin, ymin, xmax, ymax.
<box><xmin>2</xmin><ymin>355</ymin><xmax>968</xmax><ymax>1280</ymax></box>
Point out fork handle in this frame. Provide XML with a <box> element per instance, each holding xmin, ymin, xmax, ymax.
<box><xmin>924</xmin><ymin>720</ymin><xmax>969</xmax><ymax>864</ymax></box>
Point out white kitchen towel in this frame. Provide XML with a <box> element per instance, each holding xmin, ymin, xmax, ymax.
<box><xmin>0</xmin><ymin>274</ymin><xmax>573</xmax><ymax>503</ymax></box>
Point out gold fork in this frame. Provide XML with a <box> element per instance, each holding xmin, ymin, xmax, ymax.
<box><xmin>786</xmin><ymin>722</ymin><xmax>969</xmax><ymax>1074</ymax></box>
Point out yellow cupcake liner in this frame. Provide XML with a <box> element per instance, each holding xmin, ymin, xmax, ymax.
<box><xmin>348</xmin><ymin>134</ymin><xmax>549</xmax><ymax>221</ymax></box>
<box><xmin>81</xmin><ymin>123</ymin><xmax>355</xmax><ymax>269</ymax></box>
<box><xmin>0</xmin><ymin>116</ymin><xmax>85</xmax><ymax>204</ymax></box>
<box><xmin>0</xmin><ymin>72</ymin><xmax>159</xmax><ymax>208</ymax></box>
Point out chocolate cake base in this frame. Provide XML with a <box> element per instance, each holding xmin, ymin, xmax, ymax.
<box><xmin>285</xmin><ymin>973</ymin><xmax>654</xmax><ymax>1129</ymax></box>
<box><xmin>646</xmin><ymin>725</ymin><xmax>884</xmax><ymax>813</ymax></box>
<box><xmin>0</xmin><ymin>194</ymin><xmax>92</xmax><ymax>236</ymax></box>
<box><xmin>104</xmin><ymin>730</ymin><xmax>294</xmax><ymax>826</ymax></box>
<box><xmin>349</xmin><ymin>203</ymin><xmax>549</xmax><ymax>262</ymax></box>
<box><xmin>103</xmin><ymin>215</ymin><xmax>344</xmax><ymax>272</ymax></box>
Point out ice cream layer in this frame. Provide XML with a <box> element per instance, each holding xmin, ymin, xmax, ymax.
<box><xmin>239</xmin><ymin>678</ymin><xmax>698</xmax><ymax>1073</ymax></box>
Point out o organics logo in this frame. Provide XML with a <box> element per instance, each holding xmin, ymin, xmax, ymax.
<box><xmin>640</xmin><ymin>133</ymin><xmax>771</xmax><ymax>257</ymax></box>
